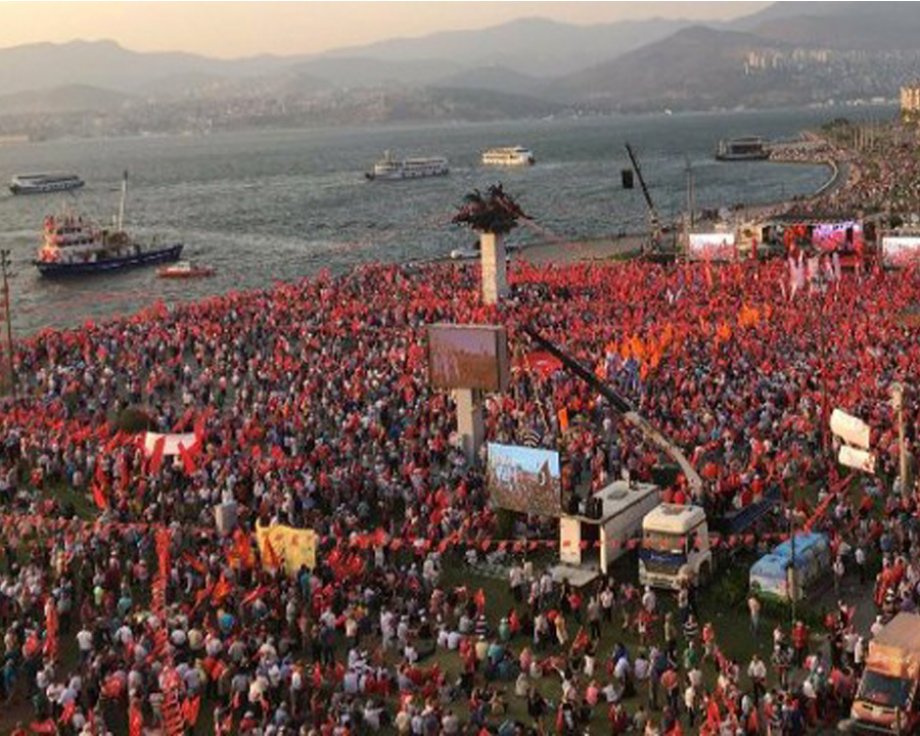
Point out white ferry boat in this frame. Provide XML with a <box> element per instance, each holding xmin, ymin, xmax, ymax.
<box><xmin>10</xmin><ymin>173</ymin><xmax>85</xmax><ymax>195</ymax></box>
<box><xmin>715</xmin><ymin>137</ymin><xmax>770</xmax><ymax>162</ymax></box>
<box><xmin>365</xmin><ymin>151</ymin><xmax>449</xmax><ymax>181</ymax></box>
<box><xmin>481</xmin><ymin>146</ymin><xmax>535</xmax><ymax>166</ymax></box>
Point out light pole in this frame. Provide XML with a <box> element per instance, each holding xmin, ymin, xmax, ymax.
<box><xmin>0</xmin><ymin>250</ymin><xmax>13</xmax><ymax>396</ymax></box>
<box><xmin>891</xmin><ymin>382</ymin><xmax>910</xmax><ymax>500</ymax></box>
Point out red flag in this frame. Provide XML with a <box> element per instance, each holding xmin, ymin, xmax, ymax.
<box><xmin>129</xmin><ymin>699</ymin><xmax>143</xmax><ymax>736</ymax></box>
<box><xmin>118</xmin><ymin>452</ymin><xmax>130</xmax><ymax>493</ymax></box>
<box><xmin>29</xmin><ymin>720</ymin><xmax>57</xmax><ymax>734</ymax></box>
<box><xmin>261</xmin><ymin>534</ymin><xmax>281</xmax><ymax>570</ymax></box>
<box><xmin>473</xmin><ymin>587</ymin><xmax>486</xmax><ymax>614</ymax></box>
<box><xmin>241</xmin><ymin>585</ymin><xmax>270</xmax><ymax>607</ymax></box>
<box><xmin>58</xmin><ymin>701</ymin><xmax>76</xmax><ymax>726</ymax></box>
<box><xmin>92</xmin><ymin>482</ymin><xmax>109</xmax><ymax>511</ymax></box>
<box><xmin>173</xmin><ymin>408</ymin><xmax>194</xmax><ymax>433</ymax></box>
<box><xmin>149</xmin><ymin>436</ymin><xmax>166</xmax><ymax>475</ymax></box>
<box><xmin>233</xmin><ymin>529</ymin><xmax>254</xmax><ymax>569</ymax></box>
<box><xmin>557</xmin><ymin>407</ymin><xmax>569</xmax><ymax>432</ymax></box>
<box><xmin>182</xmin><ymin>695</ymin><xmax>201</xmax><ymax>727</ymax></box>
<box><xmin>178</xmin><ymin>442</ymin><xmax>198</xmax><ymax>476</ymax></box>
<box><xmin>211</xmin><ymin>574</ymin><xmax>232</xmax><ymax>604</ymax></box>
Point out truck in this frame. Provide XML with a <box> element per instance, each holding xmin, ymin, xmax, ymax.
<box><xmin>555</xmin><ymin>480</ymin><xmax>661</xmax><ymax>587</ymax></box>
<box><xmin>850</xmin><ymin>613</ymin><xmax>920</xmax><ymax>734</ymax></box>
<box><xmin>638</xmin><ymin>504</ymin><xmax>713</xmax><ymax>590</ymax></box>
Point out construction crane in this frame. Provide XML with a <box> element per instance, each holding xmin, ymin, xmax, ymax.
<box><xmin>624</xmin><ymin>142</ymin><xmax>662</xmax><ymax>253</ymax></box>
<box><xmin>523</xmin><ymin>326</ymin><xmax>703</xmax><ymax>500</ymax></box>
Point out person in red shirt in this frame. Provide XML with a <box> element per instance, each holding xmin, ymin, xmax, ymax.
<box><xmin>792</xmin><ymin>620</ymin><xmax>809</xmax><ymax>667</ymax></box>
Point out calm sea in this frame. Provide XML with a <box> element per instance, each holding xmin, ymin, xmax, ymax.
<box><xmin>0</xmin><ymin>105</ymin><xmax>893</xmax><ymax>334</ymax></box>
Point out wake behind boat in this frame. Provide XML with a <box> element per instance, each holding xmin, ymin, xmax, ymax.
<box><xmin>34</xmin><ymin>172</ymin><xmax>182</xmax><ymax>278</ymax></box>
<box><xmin>10</xmin><ymin>172</ymin><xmax>84</xmax><ymax>195</ymax></box>
<box><xmin>365</xmin><ymin>150</ymin><xmax>449</xmax><ymax>181</ymax></box>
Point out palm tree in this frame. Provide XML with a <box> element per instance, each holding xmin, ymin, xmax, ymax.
<box><xmin>452</xmin><ymin>183</ymin><xmax>528</xmax><ymax>235</ymax></box>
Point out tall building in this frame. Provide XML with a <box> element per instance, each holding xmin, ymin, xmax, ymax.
<box><xmin>901</xmin><ymin>84</ymin><xmax>920</xmax><ymax>123</ymax></box>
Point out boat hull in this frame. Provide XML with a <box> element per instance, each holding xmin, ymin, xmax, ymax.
<box><xmin>715</xmin><ymin>152</ymin><xmax>770</xmax><ymax>162</ymax></box>
<box><xmin>366</xmin><ymin>169</ymin><xmax>449</xmax><ymax>181</ymax></box>
<box><xmin>11</xmin><ymin>181</ymin><xmax>85</xmax><ymax>195</ymax></box>
<box><xmin>35</xmin><ymin>244</ymin><xmax>183</xmax><ymax>277</ymax></box>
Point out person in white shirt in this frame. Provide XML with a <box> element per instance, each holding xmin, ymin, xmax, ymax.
<box><xmin>76</xmin><ymin>627</ymin><xmax>94</xmax><ymax>664</ymax></box>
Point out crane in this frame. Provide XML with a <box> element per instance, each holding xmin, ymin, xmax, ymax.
<box><xmin>624</xmin><ymin>142</ymin><xmax>662</xmax><ymax>253</ymax></box>
<box><xmin>523</xmin><ymin>325</ymin><xmax>704</xmax><ymax>500</ymax></box>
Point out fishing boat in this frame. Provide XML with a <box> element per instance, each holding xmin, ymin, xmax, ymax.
<box><xmin>365</xmin><ymin>151</ymin><xmax>449</xmax><ymax>181</ymax></box>
<box><xmin>158</xmin><ymin>260</ymin><xmax>215</xmax><ymax>279</ymax></box>
<box><xmin>10</xmin><ymin>172</ymin><xmax>84</xmax><ymax>195</ymax></box>
<box><xmin>34</xmin><ymin>172</ymin><xmax>182</xmax><ymax>277</ymax></box>
<box><xmin>481</xmin><ymin>146</ymin><xmax>535</xmax><ymax>166</ymax></box>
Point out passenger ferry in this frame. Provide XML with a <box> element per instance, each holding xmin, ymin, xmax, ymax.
<box><xmin>34</xmin><ymin>173</ymin><xmax>182</xmax><ymax>277</ymax></box>
<box><xmin>365</xmin><ymin>151</ymin><xmax>449</xmax><ymax>181</ymax></box>
<box><xmin>481</xmin><ymin>146</ymin><xmax>535</xmax><ymax>166</ymax></box>
<box><xmin>10</xmin><ymin>173</ymin><xmax>85</xmax><ymax>195</ymax></box>
<box><xmin>715</xmin><ymin>137</ymin><xmax>770</xmax><ymax>161</ymax></box>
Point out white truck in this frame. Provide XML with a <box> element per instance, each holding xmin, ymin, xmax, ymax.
<box><xmin>638</xmin><ymin>504</ymin><xmax>713</xmax><ymax>590</ymax></box>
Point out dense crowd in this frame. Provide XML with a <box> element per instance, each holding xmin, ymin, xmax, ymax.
<box><xmin>1</xmin><ymin>254</ymin><xmax>919</xmax><ymax>735</ymax></box>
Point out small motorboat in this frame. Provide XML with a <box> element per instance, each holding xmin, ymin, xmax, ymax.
<box><xmin>157</xmin><ymin>260</ymin><xmax>215</xmax><ymax>279</ymax></box>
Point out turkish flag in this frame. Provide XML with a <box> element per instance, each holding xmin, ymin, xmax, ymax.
<box><xmin>92</xmin><ymin>482</ymin><xmax>109</xmax><ymax>511</ymax></box>
<box><xmin>149</xmin><ymin>436</ymin><xmax>166</xmax><ymax>475</ymax></box>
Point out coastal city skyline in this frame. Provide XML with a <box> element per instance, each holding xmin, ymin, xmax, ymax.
<box><xmin>0</xmin><ymin>1</ymin><xmax>770</xmax><ymax>58</ymax></box>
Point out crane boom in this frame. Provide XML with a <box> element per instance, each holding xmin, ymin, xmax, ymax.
<box><xmin>523</xmin><ymin>326</ymin><xmax>703</xmax><ymax>499</ymax></box>
<box><xmin>624</xmin><ymin>143</ymin><xmax>662</xmax><ymax>248</ymax></box>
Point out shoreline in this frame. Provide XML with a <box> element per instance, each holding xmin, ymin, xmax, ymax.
<box><xmin>514</xmin><ymin>137</ymin><xmax>848</xmax><ymax>266</ymax></box>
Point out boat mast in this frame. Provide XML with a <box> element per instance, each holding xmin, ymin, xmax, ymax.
<box><xmin>117</xmin><ymin>170</ymin><xmax>128</xmax><ymax>232</ymax></box>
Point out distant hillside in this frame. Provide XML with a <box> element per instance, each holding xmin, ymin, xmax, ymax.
<box><xmin>0</xmin><ymin>84</ymin><xmax>134</xmax><ymax>114</ymax></box>
<box><xmin>0</xmin><ymin>3</ymin><xmax>912</xmax><ymax>139</ymax></box>
<box><xmin>321</xmin><ymin>16</ymin><xmax>696</xmax><ymax>76</ymax></box>
<box><xmin>288</xmin><ymin>57</ymin><xmax>463</xmax><ymax>89</ymax></box>
<box><xmin>556</xmin><ymin>26</ymin><xmax>785</xmax><ymax>111</ymax></box>
<box><xmin>0</xmin><ymin>40</ymin><xmax>294</xmax><ymax>97</ymax></box>
<box><xmin>433</xmin><ymin>65</ymin><xmax>545</xmax><ymax>97</ymax></box>
<box><xmin>750</xmin><ymin>4</ymin><xmax>920</xmax><ymax>50</ymax></box>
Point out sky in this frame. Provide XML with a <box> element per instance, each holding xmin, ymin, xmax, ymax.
<box><xmin>0</xmin><ymin>2</ymin><xmax>770</xmax><ymax>59</ymax></box>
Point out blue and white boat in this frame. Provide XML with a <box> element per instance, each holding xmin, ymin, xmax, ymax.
<box><xmin>34</xmin><ymin>172</ymin><xmax>182</xmax><ymax>278</ymax></box>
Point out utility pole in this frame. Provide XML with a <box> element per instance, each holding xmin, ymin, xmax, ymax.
<box><xmin>0</xmin><ymin>250</ymin><xmax>14</xmax><ymax>396</ymax></box>
<box><xmin>891</xmin><ymin>383</ymin><xmax>910</xmax><ymax>500</ymax></box>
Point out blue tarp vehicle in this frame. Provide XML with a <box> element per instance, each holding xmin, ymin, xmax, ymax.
<box><xmin>749</xmin><ymin>532</ymin><xmax>830</xmax><ymax>601</ymax></box>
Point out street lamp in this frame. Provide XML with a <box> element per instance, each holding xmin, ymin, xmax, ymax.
<box><xmin>890</xmin><ymin>382</ymin><xmax>911</xmax><ymax>500</ymax></box>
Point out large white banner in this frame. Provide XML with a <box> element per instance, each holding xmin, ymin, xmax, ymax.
<box><xmin>838</xmin><ymin>445</ymin><xmax>876</xmax><ymax>474</ymax></box>
<box><xmin>830</xmin><ymin>409</ymin><xmax>871</xmax><ymax>450</ymax></box>
<box><xmin>688</xmin><ymin>232</ymin><xmax>736</xmax><ymax>261</ymax></box>
<box><xmin>882</xmin><ymin>237</ymin><xmax>920</xmax><ymax>267</ymax></box>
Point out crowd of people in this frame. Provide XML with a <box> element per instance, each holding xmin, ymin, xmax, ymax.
<box><xmin>0</xmin><ymin>242</ymin><xmax>919</xmax><ymax>735</ymax></box>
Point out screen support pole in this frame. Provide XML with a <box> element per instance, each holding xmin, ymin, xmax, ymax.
<box><xmin>455</xmin><ymin>387</ymin><xmax>484</xmax><ymax>465</ymax></box>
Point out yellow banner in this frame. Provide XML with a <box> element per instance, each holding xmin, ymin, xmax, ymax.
<box><xmin>255</xmin><ymin>523</ymin><xmax>317</xmax><ymax>576</ymax></box>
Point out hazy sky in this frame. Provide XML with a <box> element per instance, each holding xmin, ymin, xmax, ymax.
<box><xmin>0</xmin><ymin>2</ymin><xmax>770</xmax><ymax>58</ymax></box>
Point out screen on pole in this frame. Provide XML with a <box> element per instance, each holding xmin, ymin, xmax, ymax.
<box><xmin>812</xmin><ymin>221</ymin><xmax>863</xmax><ymax>253</ymax></box>
<box><xmin>427</xmin><ymin>324</ymin><xmax>509</xmax><ymax>392</ymax></box>
<box><xmin>882</xmin><ymin>236</ymin><xmax>920</xmax><ymax>267</ymax></box>
<box><xmin>486</xmin><ymin>442</ymin><xmax>561</xmax><ymax>516</ymax></box>
<box><xmin>688</xmin><ymin>232</ymin><xmax>736</xmax><ymax>261</ymax></box>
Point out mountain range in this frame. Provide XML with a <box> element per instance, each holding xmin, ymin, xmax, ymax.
<box><xmin>0</xmin><ymin>2</ymin><xmax>914</xmax><ymax>138</ymax></box>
